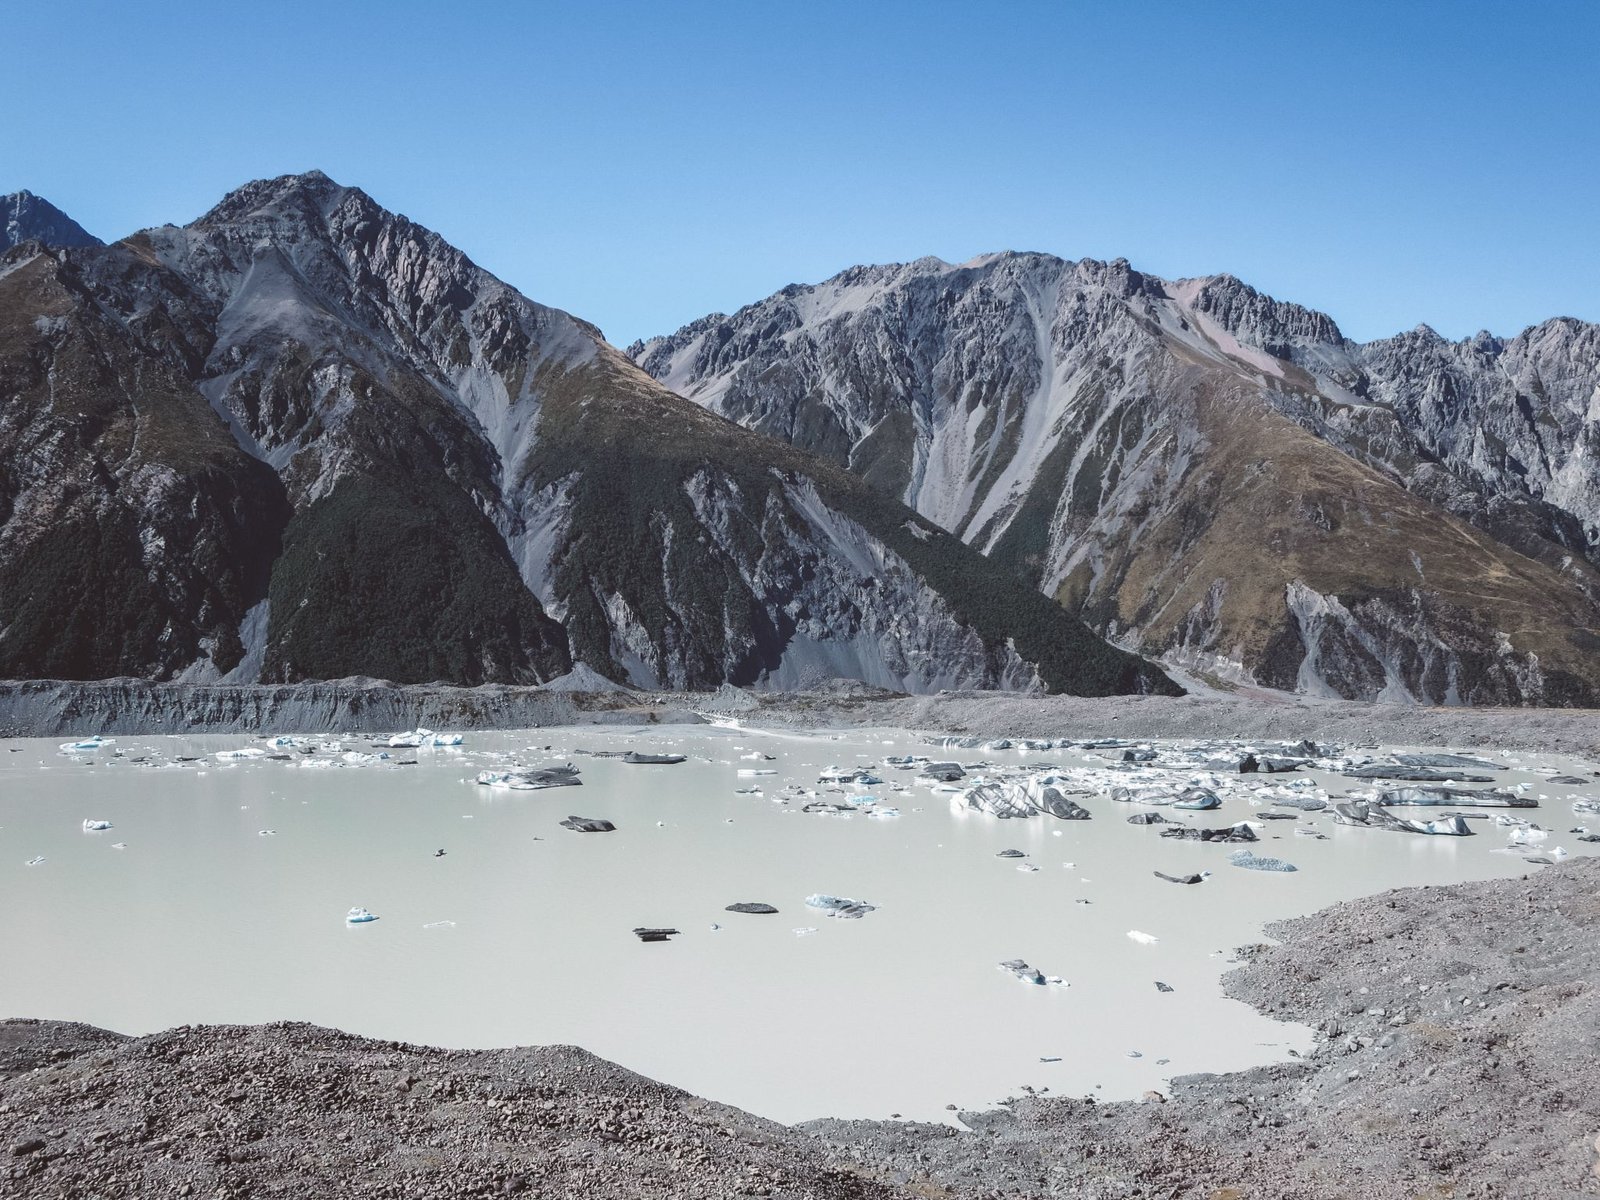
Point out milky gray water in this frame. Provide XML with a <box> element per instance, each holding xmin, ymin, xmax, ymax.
<box><xmin>2</xmin><ymin>723</ymin><xmax>1597</xmax><ymax>1123</ymax></box>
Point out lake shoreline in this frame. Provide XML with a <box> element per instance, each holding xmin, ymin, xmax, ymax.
<box><xmin>3</xmin><ymin>677</ymin><xmax>1599</xmax><ymax>757</ymax></box>
<box><xmin>5</xmin><ymin>858</ymin><xmax>1597</xmax><ymax>1198</ymax></box>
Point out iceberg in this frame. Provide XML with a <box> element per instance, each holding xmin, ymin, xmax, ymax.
<box><xmin>998</xmin><ymin>958</ymin><xmax>1045</xmax><ymax>985</ymax></box>
<box><xmin>476</xmin><ymin>766</ymin><xmax>581</xmax><ymax>790</ymax></box>
<box><xmin>1335</xmin><ymin>801</ymin><xmax>1475</xmax><ymax>836</ymax></box>
<box><xmin>81</xmin><ymin>819</ymin><xmax>113</xmax><ymax>831</ymax></box>
<box><xmin>1229</xmin><ymin>850</ymin><xmax>1298</xmax><ymax>872</ymax></box>
<box><xmin>388</xmin><ymin>729</ymin><xmax>465</xmax><ymax>748</ymax></box>
<box><xmin>58</xmin><ymin>736</ymin><xmax>112</xmax><ymax>753</ymax></box>
<box><xmin>804</xmin><ymin>894</ymin><xmax>877</xmax><ymax>919</ymax></box>
<box><xmin>1379</xmin><ymin>786</ymin><xmax>1535</xmax><ymax>809</ymax></box>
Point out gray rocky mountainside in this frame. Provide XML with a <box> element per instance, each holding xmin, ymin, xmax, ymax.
<box><xmin>0</xmin><ymin>175</ymin><xmax>1174</xmax><ymax>696</ymax></box>
<box><xmin>631</xmin><ymin>254</ymin><xmax>1600</xmax><ymax>705</ymax></box>
<box><xmin>0</xmin><ymin>190</ymin><xmax>101</xmax><ymax>251</ymax></box>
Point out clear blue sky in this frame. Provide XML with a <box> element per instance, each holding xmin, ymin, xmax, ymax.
<box><xmin>4</xmin><ymin>0</ymin><xmax>1596</xmax><ymax>346</ymax></box>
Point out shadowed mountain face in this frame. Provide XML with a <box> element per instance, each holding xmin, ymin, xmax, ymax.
<box><xmin>631</xmin><ymin>255</ymin><xmax>1600</xmax><ymax>705</ymax></box>
<box><xmin>0</xmin><ymin>177</ymin><xmax>1173</xmax><ymax>696</ymax></box>
<box><xmin>0</xmin><ymin>191</ymin><xmax>101</xmax><ymax>251</ymax></box>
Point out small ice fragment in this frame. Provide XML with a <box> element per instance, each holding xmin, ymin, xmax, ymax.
<box><xmin>1127</xmin><ymin>930</ymin><xmax>1159</xmax><ymax>945</ymax></box>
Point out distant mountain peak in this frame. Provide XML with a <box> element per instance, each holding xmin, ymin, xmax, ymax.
<box><xmin>193</xmin><ymin>170</ymin><xmax>364</xmax><ymax>232</ymax></box>
<box><xmin>0</xmin><ymin>190</ymin><xmax>102</xmax><ymax>251</ymax></box>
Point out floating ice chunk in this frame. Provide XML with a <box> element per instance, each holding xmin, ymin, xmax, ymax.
<box><xmin>1127</xmin><ymin>930</ymin><xmax>1159</xmax><ymax>945</ymax></box>
<box><xmin>81</xmin><ymin>819</ymin><xmax>113</xmax><ymax>831</ymax></box>
<box><xmin>1229</xmin><ymin>850</ymin><xmax>1298</xmax><ymax>872</ymax></box>
<box><xmin>346</xmin><ymin>907</ymin><xmax>378</xmax><ymax>923</ymax></box>
<box><xmin>59</xmin><ymin>736</ymin><xmax>112</xmax><ymax>753</ymax></box>
<box><xmin>804</xmin><ymin>894</ymin><xmax>877</xmax><ymax>918</ymax></box>
<box><xmin>25</xmin><ymin>856</ymin><xmax>45</xmax><ymax>866</ymax></box>
<box><xmin>215</xmin><ymin>748</ymin><xmax>266</xmax><ymax>761</ymax></box>
<box><xmin>998</xmin><ymin>958</ymin><xmax>1045</xmax><ymax>984</ymax></box>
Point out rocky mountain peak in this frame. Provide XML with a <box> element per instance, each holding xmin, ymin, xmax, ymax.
<box><xmin>1177</xmin><ymin>272</ymin><xmax>1348</xmax><ymax>354</ymax></box>
<box><xmin>0</xmin><ymin>189</ymin><xmax>102</xmax><ymax>251</ymax></box>
<box><xmin>193</xmin><ymin>169</ymin><xmax>354</xmax><ymax>229</ymax></box>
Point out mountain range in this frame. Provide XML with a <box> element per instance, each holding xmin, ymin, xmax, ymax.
<box><xmin>631</xmin><ymin>254</ymin><xmax>1600</xmax><ymax>705</ymax></box>
<box><xmin>0</xmin><ymin>175</ymin><xmax>1171</xmax><ymax>697</ymax></box>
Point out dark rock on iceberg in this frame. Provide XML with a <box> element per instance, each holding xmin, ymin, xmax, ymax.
<box><xmin>560</xmin><ymin>816</ymin><xmax>616</xmax><ymax>833</ymax></box>
<box><xmin>1335</xmin><ymin>801</ymin><xmax>1473</xmax><ymax>836</ymax></box>
<box><xmin>1159</xmin><ymin>823</ymin><xmax>1258</xmax><ymax>843</ymax></box>
<box><xmin>632</xmin><ymin>927</ymin><xmax>679</xmax><ymax>942</ymax></box>
<box><xmin>1153</xmin><ymin>871</ymin><xmax>1204</xmax><ymax>885</ymax></box>
<box><xmin>725</xmin><ymin>902</ymin><xmax>779</xmax><ymax>915</ymax></box>
<box><xmin>1033</xmin><ymin>787</ymin><xmax>1091</xmax><ymax>820</ymax></box>
<box><xmin>1379</xmin><ymin>786</ymin><xmax>1536</xmax><ymax>808</ymax></box>
<box><xmin>1345</xmin><ymin>765</ymin><xmax>1493</xmax><ymax>783</ymax></box>
<box><xmin>1393</xmin><ymin>753</ymin><xmax>1504</xmax><ymax>771</ymax></box>
<box><xmin>1258</xmin><ymin>757</ymin><xmax>1312</xmax><ymax>773</ymax></box>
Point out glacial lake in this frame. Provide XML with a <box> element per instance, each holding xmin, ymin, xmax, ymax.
<box><xmin>2</xmin><ymin>723</ymin><xmax>1597</xmax><ymax>1124</ymax></box>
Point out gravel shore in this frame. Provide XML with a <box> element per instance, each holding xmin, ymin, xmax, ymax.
<box><xmin>3</xmin><ymin>678</ymin><xmax>1599</xmax><ymax>759</ymax></box>
<box><xmin>744</xmin><ymin>688</ymin><xmax>1600</xmax><ymax>758</ymax></box>
<box><xmin>5</xmin><ymin>859</ymin><xmax>1597</xmax><ymax>1198</ymax></box>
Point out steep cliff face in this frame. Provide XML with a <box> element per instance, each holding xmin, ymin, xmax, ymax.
<box><xmin>0</xmin><ymin>244</ymin><xmax>287</xmax><ymax>680</ymax></box>
<box><xmin>632</xmin><ymin>255</ymin><xmax>1600</xmax><ymax>704</ymax></box>
<box><xmin>0</xmin><ymin>179</ymin><xmax>1171</xmax><ymax>696</ymax></box>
